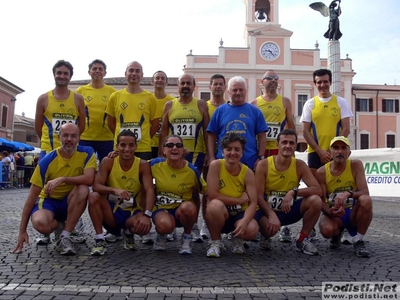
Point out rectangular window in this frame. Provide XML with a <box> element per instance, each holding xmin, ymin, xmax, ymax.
<box><xmin>1</xmin><ymin>106</ymin><xmax>8</xmax><ymax>128</ymax></box>
<box><xmin>297</xmin><ymin>94</ymin><xmax>308</xmax><ymax>116</ymax></box>
<box><xmin>387</xmin><ymin>134</ymin><xmax>395</xmax><ymax>148</ymax></box>
<box><xmin>200</xmin><ymin>92</ymin><xmax>210</xmax><ymax>101</ymax></box>
<box><xmin>382</xmin><ymin>99</ymin><xmax>399</xmax><ymax>113</ymax></box>
<box><xmin>360</xmin><ymin>134</ymin><xmax>369</xmax><ymax>149</ymax></box>
<box><xmin>356</xmin><ymin>98</ymin><xmax>373</xmax><ymax>112</ymax></box>
<box><xmin>26</xmin><ymin>133</ymin><xmax>37</xmax><ymax>143</ymax></box>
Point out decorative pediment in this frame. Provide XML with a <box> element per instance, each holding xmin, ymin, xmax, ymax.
<box><xmin>246</xmin><ymin>23</ymin><xmax>293</xmax><ymax>37</ymax></box>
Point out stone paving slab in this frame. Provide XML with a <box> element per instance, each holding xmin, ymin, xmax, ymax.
<box><xmin>0</xmin><ymin>189</ymin><xmax>399</xmax><ymax>299</ymax></box>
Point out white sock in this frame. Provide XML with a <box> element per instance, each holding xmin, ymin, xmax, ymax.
<box><xmin>353</xmin><ymin>233</ymin><xmax>364</xmax><ymax>243</ymax></box>
<box><xmin>95</xmin><ymin>234</ymin><xmax>105</xmax><ymax>240</ymax></box>
<box><xmin>61</xmin><ymin>230</ymin><xmax>71</xmax><ymax>238</ymax></box>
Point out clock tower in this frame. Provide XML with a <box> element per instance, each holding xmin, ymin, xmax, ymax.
<box><xmin>183</xmin><ymin>0</ymin><xmax>356</xmax><ymax>149</ymax></box>
<box><xmin>244</xmin><ymin>0</ymin><xmax>293</xmax><ymax>66</ymax></box>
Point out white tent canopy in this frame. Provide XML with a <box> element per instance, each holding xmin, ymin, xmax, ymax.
<box><xmin>25</xmin><ymin>147</ymin><xmax>41</xmax><ymax>155</ymax></box>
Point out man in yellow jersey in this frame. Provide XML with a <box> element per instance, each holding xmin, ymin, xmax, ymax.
<box><xmin>206</xmin><ymin>74</ymin><xmax>227</xmax><ymax>120</ymax></box>
<box><xmin>316</xmin><ymin>136</ymin><xmax>372</xmax><ymax>257</ymax></box>
<box><xmin>201</xmin><ymin>74</ymin><xmax>227</xmax><ymax>240</ymax></box>
<box><xmin>151</xmin><ymin>70</ymin><xmax>175</xmax><ymax>159</ymax></box>
<box><xmin>106</xmin><ymin>61</ymin><xmax>158</xmax><ymax>161</ymax></box>
<box><xmin>35</xmin><ymin>60</ymin><xmax>86</xmax><ymax>160</ymax></box>
<box><xmin>300</xmin><ymin>69</ymin><xmax>353</xmax><ymax>176</ymax></box>
<box><xmin>34</xmin><ymin>60</ymin><xmax>86</xmax><ymax>245</ymax></box>
<box><xmin>159</xmin><ymin>74</ymin><xmax>209</xmax><ymax>171</ymax></box>
<box><xmin>76</xmin><ymin>59</ymin><xmax>116</xmax><ymax>162</ymax></box>
<box><xmin>12</xmin><ymin>123</ymin><xmax>97</xmax><ymax>255</ymax></box>
<box><xmin>251</xmin><ymin>69</ymin><xmax>295</xmax><ymax>157</ymax></box>
<box><xmin>87</xmin><ymin>130</ymin><xmax>155</xmax><ymax>256</ymax></box>
<box><xmin>251</xmin><ymin>70</ymin><xmax>296</xmax><ymax>243</ymax></box>
<box><xmin>300</xmin><ymin>68</ymin><xmax>353</xmax><ymax>244</ymax></box>
<box><xmin>148</xmin><ymin>71</ymin><xmax>177</xmax><ymax>243</ymax></box>
<box><xmin>254</xmin><ymin>129</ymin><xmax>322</xmax><ymax>255</ymax></box>
<box><xmin>159</xmin><ymin>74</ymin><xmax>210</xmax><ymax>242</ymax></box>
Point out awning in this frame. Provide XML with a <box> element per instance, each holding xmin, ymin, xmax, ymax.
<box><xmin>0</xmin><ymin>139</ymin><xmax>35</xmax><ymax>152</ymax></box>
<box><xmin>10</xmin><ymin>141</ymin><xmax>34</xmax><ymax>151</ymax></box>
<box><xmin>0</xmin><ymin>138</ymin><xmax>14</xmax><ymax>148</ymax></box>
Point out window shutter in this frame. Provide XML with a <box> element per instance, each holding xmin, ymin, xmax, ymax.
<box><xmin>355</xmin><ymin>98</ymin><xmax>360</xmax><ymax>111</ymax></box>
<box><xmin>1</xmin><ymin>106</ymin><xmax>7</xmax><ymax>127</ymax></box>
<box><xmin>369</xmin><ymin>98</ymin><xmax>373</xmax><ymax>112</ymax></box>
<box><xmin>395</xmin><ymin>99</ymin><xmax>399</xmax><ymax>113</ymax></box>
<box><xmin>382</xmin><ymin>99</ymin><xmax>386</xmax><ymax>112</ymax></box>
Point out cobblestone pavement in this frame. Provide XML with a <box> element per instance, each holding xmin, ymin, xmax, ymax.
<box><xmin>0</xmin><ymin>189</ymin><xmax>399</xmax><ymax>299</ymax></box>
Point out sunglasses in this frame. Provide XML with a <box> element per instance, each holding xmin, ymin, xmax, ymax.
<box><xmin>164</xmin><ymin>142</ymin><xmax>184</xmax><ymax>148</ymax></box>
<box><xmin>263</xmin><ymin>75</ymin><xmax>279</xmax><ymax>81</ymax></box>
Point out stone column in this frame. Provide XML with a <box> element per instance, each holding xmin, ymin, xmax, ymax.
<box><xmin>327</xmin><ymin>40</ymin><xmax>341</xmax><ymax>96</ymax></box>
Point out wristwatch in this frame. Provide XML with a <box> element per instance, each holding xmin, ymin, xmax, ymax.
<box><xmin>144</xmin><ymin>210</ymin><xmax>153</xmax><ymax>218</ymax></box>
<box><xmin>292</xmin><ymin>188</ymin><xmax>298</xmax><ymax>199</ymax></box>
<box><xmin>258</xmin><ymin>155</ymin><xmax>265</xmax><ymax>160</ymax></box>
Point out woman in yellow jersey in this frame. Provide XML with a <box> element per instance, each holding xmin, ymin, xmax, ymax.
<box><xmin>205</xmin><ymin>132</ymin><xmax>258</xmax><ymax>258</ymax></box>
<box><xmin>150</xmin><ymin>135</ymin><xmax>207</xmax><ymax>255</ymax></box>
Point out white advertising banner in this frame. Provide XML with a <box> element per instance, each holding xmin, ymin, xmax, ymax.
<box><xmin>296</xmin><ymin>148</ymin><xmax>400</xmax><ymax>197</ymax></box>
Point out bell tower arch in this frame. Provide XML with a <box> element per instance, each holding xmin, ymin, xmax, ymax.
<box><xmin>245</xmin><ymin>0</ymin><xmax>279</xmax><ymax>24</ymax></box>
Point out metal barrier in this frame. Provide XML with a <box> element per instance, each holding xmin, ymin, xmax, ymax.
<box><xmin>0</xmin><ymin>162</ymin><xmax>16</xmax><ymax>189</ymax></box>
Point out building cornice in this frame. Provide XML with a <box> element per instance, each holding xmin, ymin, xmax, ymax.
<box><xmin>0</xmin><ymin>76</ymin><xmax>25</xmax><ymax>96</ymax></box>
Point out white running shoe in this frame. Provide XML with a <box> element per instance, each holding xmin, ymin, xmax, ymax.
<box><xmin>179</xmin><ymin>234</ymin><xmax>193</xmax><ymax>255</ymax></box>
<box><xmin>231</xmin><ymin>237</ymin><xmax>245</xmax><ymax>254</ymax></box>
<box><xmin>259</xmin><ymin>235</ymin><xmax>272</xmax><ymax>250</ymax></box>
<box><xmin>141</xmin><ymin>233</ymin><xmax>154</xmax><ymax>245</ymax></box>
<box><xmin>166</xmin><ymin>228</ymin><xmax>177</xmax><ymax>242</ymax></box>
<box><xmin>153</xmin><ymin>233</ymin><xmax>167</xmax><ymax>251</ymax></box>
<box><xmin>36</xmin><ymin>234</ymin><xmax>50</xmax><ymax>245</ymax></box>
<box><xmin>341</xmin><ymin>229</ymin><xmax>353</xmax><ymax>244</ymax></box>
<box><xmin>54</xmin><ymin>236</ymin><xmax>76</xmax><ymax>255</ymax></box>
<box><xmin>200</xmin><ymin>220</ymin><xmax>210</xmax><ymax>240</ymax></box>
<box><xmin>191</xmin><ymin>223</ymin><xmax>203</xmax><ymax>243</ymax></box>
<box><xmin>122</xmin><ymin>232</ymin><xmax>137</xmax><ymax>250</ymax></box>
<box><xmin>206</xmin><ymin>240</ymin><xmax>224</xmax><ymax>258</ymax></box>
<box><xmin>105</xmin><ymin>232</ymin><xmax>123</xmax><ymax>243</ymax></box>
<box><xmin>296</xmin><ymin>238</ymin><xmax>318</xmax><ymax>256</ymax></box>
<box><xmin>278</xmin><ymin>226</ymin><xmax>292</xmax><ymax>243</ymax></box>
<box><xmin>91</xmin><ymin>239</ymin><xmax>107</xmax><ymax>256</ymax></box>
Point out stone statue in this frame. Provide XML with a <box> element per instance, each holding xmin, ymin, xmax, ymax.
<box><xmin>310</xmin><ymin>0</ymin><xmax>342</xmax><ymax>41</ymax></box>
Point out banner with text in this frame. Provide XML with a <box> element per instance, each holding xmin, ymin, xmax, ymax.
<box><xmin>296</xmin><ymin>148</ymin><xmax>400</xmax><ymax>198</ymax></box>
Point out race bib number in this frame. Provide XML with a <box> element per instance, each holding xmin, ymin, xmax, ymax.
<box><xmin>267</xmin><ymin>191</ymin><xmax>293</xmax><ymax>212</ymax></box>
<box><xmin>226</xmin><ymin>204</ymin><xmax>242</xmax><ymax>216</ymax></box>
<box><xmin>120</xmin><ymin>124</ymin><xmax>142</xmax><ymax>142</ymax></box>
<box><xmin>327</xmin><ymin>192</ymin><xmax>353</xmax><ymax>208</ymax></box>
<box><xmin>156</xmin><ymin>195</ymin><xmax>183</xmax><ymax>206</ymax></box>
<box><xmin>266</xmin><ymin>123</ymin><xmax>280</xmax><ymax>141</ymax></box>
<box><xmin>173</xmin><ymin>122</ymin><xmax>196</xmax><ymax>139</ymax></box>
<box><xmin>52</xmin><ymin>114</ymin><xmax>75</xmax><ymax>133</ymax></box>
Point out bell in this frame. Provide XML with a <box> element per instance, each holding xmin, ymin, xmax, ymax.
<box><xmin>257</xmin><ymin>9</ymin><xmax>266</xmax><ymax>20</ymax></box>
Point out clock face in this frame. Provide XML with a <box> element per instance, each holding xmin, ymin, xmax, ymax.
<box><xmin>260</xmin><ymin>42</ymin><xmax>280</xmax><ymax>61</ymax></box>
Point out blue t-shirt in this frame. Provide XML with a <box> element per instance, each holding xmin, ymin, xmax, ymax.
<box><xmin>207</xmin><ymin>102</ymin><xmax>268</xmax><ymax>169</ymax></box>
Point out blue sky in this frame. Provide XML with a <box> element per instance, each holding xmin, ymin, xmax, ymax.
<box><xmin>1</xmin><ymin>0</ymin><xmax>398</xmax><ymax>118</ymax></box>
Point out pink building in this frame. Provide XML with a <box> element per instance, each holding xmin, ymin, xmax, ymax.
<box><xmin>0</xmin><ymin>76</ymin><xmax>24</xmax><ymax>140</ymax></box>
<box><xmin>352</xmin><ymin>84</ymin><xmax>399</xmax><ymax>149</ymax></box>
